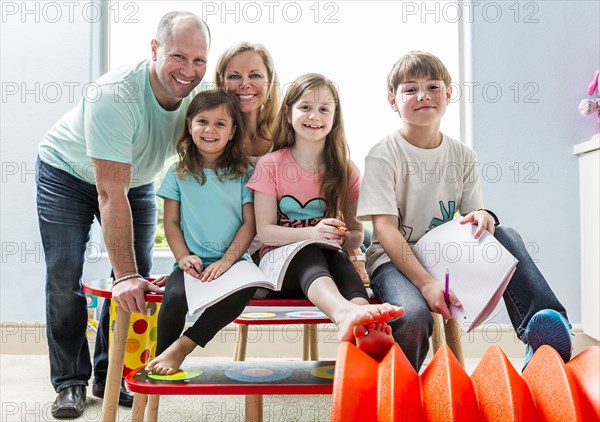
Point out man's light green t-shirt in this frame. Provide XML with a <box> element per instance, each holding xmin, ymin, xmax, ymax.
<box><xmin>39</xmin><ymin>59</ymin><xmax>200</xmax><ymax>187</ymax></box>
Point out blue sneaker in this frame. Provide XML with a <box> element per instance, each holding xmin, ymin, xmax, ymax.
<box><xmin>522</xmin><ymin>309</ymin><xmax>573</xmax><ymax>370</ymax></box>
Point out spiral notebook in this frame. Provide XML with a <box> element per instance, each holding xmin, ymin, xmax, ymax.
<box><xmin>412</xmin><ymin>219</ymin><xmax>518</xmax><ymax>332</ymax></box>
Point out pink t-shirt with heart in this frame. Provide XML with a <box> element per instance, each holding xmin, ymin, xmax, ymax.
<box><xmin>247</xmin><ymin>148</ymin><xmax>360</xmax><ymax>253</ymax></box>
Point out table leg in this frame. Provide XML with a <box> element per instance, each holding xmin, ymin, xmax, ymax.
<box><xmin>100</xmin><ymin>306</ymin><xmax>131</xmax><ymax>421</ymax></box>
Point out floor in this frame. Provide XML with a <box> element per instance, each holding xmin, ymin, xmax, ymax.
<box><xmin>0</xmin><ymin>354</ymin><xmax>526</xmax><ymax>422</ymax></box>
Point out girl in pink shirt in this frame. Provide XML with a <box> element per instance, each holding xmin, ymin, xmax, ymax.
<box><xmin>248</xmin><ymin>73</ymin><xmax>404</xmax><ymax>360</ymax></box>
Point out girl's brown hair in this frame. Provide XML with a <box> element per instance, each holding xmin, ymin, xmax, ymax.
<box><xmin>272</xmin><ymin>73</ymin><xmax>350</xmax><ymax>219</ymax></box>
<box><xmin>176</xmin><ymin>89</ymin><xmax>249</xmax><ymax>184</ymax></box>
<box><xmin>214</xmin><ymin>42</ymin><xmax>280</xmax><ymax>143</ymax></box>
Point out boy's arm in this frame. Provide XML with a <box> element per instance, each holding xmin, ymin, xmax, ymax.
<box><xmin>372</xmin><ymin>214</ymin><xmax>460</xmax><ymax>319</ymax></box>
<box><xmin>200</xmin><ymin>203</ymin><xmax>256</xmax><ymax>281</ymax></box>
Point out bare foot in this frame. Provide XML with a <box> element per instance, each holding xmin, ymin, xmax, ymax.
<box><xmin>337</xmin><ymin>304</ymin><xmax>404</xmax><ymax>342</ymax></box>
<box><xmin>145</xmin><ymin>336</ymin><xmax>196</xmax><ymax>375</ymax></box>
<box><xmin>354</xmin><ymin>322</ymin><xmax>394</xmax><ymax>362</ymax></box>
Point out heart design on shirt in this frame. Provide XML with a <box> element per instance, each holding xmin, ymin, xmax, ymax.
<box><xmin>278</xmin><ymin>195</ymin><xmax>326</xmax><ymax>221</ymax></box>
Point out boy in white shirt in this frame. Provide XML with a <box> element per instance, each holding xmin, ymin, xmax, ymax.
<box><xmin>357</xmin><ymin>51</ymin><xmax>572</xmax><ymax>371</ymax></box>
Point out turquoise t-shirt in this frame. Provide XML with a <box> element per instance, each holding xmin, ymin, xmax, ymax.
<box><xmin>157</xmin><ymin>163</ymin><xmax>254</xmax><ymax>266</ymax></box>
<box><xmin>39</xmin><ymin>59</ymin><xmax>201</xmax><ymax>187</ymax></box>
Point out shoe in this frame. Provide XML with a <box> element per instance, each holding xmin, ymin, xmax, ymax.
<box><xmin>92</xmin><ymin>379</ymin><xmax>134</xmax><ymax>408</ymax></box>
<box><xmin>51</xmin><ymin>385</ymin><xmax>86</xmax><ymax>419</ymax></box>
<box><xmin>522</xmin><ymin>309</ymin><xmax>573</xmax><ymax>370</ymax></box>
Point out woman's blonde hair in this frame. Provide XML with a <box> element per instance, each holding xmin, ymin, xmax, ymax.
<box><xmin>272</xmin><ymin>73</ymin><xmax>350</xmax><ymax>219</ymax></box>
<box><xmin>214</xmin><ymin>42</ymin><xmax>280</xmax><ymax>143</ymax></box>
<box><xmin>176</xmin><ymin>89</ymin><xmax>249</xmax><ymax>184</ymax></box>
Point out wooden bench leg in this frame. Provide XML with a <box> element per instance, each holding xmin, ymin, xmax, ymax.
<box><xmin>431</xmin><ymin>312</ymin><xmax>444</xmax><ymax>353</ymax></box>
<box><xmin>309</xmin><ymin>324</ymin><xmax>319</xmax><ymax>361</ymax></box>
<box><xmin>131</xmin><ymin>393</ymin><xmax>148</xmax><ymax>422</ymax></box>
<box><xmin>302</xmin><ymin>324</ymin><xmax>310</xmax><ymax>361</ymax></box>
<box><xmin>444</xmin><ymin>318</ymin><xmax>465</xmax><ymax>367</ymax></box>
<box><xmin>146</xmin><ymin>395</ymin><xmax>160</xmax><ymax>422</ymax></box>
<box><xmin>235</xmin><ymin>324</ymin><xmax>249</xmax><ymax>361</ymax></box>
<box><xmin>245</xmin><ymin>394</ymin><xmax>263</xmax><ymax>422</ymax></box>
<box><xmin>101</xmin><ymin>307</ymin><xmax>131</xmax><ymax>422</ymax></box>
<box><xmin>303</xmin><ymin>324</ymin><xmax>319</xmax><ymax>361</ymax></box>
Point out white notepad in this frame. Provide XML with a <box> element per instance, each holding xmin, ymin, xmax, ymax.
<box><xmin>412</xmin><ymin>219</ymin><xmax>518</xmax><ymax>332</ymax></box>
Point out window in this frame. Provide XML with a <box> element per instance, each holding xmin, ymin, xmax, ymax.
<box><xmin>109</xmin><ymin>1</ymin><xmax>459</xmax><ymax>247</ymax></box>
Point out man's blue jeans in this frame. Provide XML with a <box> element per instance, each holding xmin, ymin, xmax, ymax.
<box><xmin>36</xmin><ymin>158</ymin><xmax>156</xmax><ymax>391</ymax></box>
<box><xmin>370</xmin><ymin>225</ymin><xmax>568</xmax><ymax>372</ymax></box>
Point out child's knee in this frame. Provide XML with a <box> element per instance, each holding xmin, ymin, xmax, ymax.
<box><xmin>494</xmin><ymin>225</ymin><xmax>520</xmax><ymax>243</ymax></box>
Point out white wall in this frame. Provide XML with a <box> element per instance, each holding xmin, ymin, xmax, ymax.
<box><xmin>0</xmin><ymin>1</ymin><xmax>105</xmax><ymax>321</ymax></box>
<box><xmin>466</xmin><ymin>0</ymin><xmax>599</xmax><ymax>324</ymax></box>
<box><xmin>1</xmin><ymin>1</ymin><xmax>598</xmax><ymax>323</ymax></box>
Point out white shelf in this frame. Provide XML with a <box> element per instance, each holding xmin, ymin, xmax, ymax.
<box><xmin>573</xmin><ymin>133</ymin><xmax>600</xmax><ymax>155</ymax></box>
<box><xmin>575</xmin><ymin>137</ymin><xmax>599</xmax><ymax>341</ymax></box>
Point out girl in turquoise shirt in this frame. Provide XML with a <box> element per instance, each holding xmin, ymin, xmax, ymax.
<box><xmin>146</xmin><ymin>89</ymin><xmax>256</xmax><ymax>375</ymax></box>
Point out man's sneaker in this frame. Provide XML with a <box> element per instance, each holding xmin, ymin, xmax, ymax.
<box><xmin>522</xmin><ymin>309</ymin><xmax>573</xmax><ymax>370</ymax></box>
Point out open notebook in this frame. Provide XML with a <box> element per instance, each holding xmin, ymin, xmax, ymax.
<box><xmin>412</xmin><ymin>219</ymin><xmax>518</xmax><ymax>332</ymax></box>
<box><xmin>183</xmin><ymin>239</ymin><xmax>340</xmax><ymax>315</ymax></box>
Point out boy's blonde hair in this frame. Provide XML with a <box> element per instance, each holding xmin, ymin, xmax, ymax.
<box><xmin>387</xmin><ymin>51</ymin><xmax>452</xmax><ymax>95</ymax></box>
<box><xmin>214</xmin><ymin>42</ymin><xmax>280</xmax><ymax>143</ymax></box>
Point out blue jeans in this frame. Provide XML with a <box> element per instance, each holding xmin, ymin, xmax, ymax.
<box><xmin>371</xmin><ymin>225</ymin><xmax>567</xmax><ymax>372</ymax></box>
<box><xmin>36</xmin><ymin>158</ymin><xmax>156</xmax><ymax>391</ymax></box>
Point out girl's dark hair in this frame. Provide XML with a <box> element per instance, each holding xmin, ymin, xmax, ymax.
<box><xmin>272</xmin><ymin>73</ymin><xmax>350</xmax><ymax>218</ymax></box>
<box><xmin>175</xmin><ymin>89</ymin><xmax>249</xmax><ymax>184</ymax></box>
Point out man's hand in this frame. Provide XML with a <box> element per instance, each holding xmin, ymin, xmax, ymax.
<box><xmin>460</xmin><ymin>210</ymin><xmax>495</xmax><ymax>239</ymax></box>
<box><xmin>112</xmin><ymin>277</ymin><xmax>163</xmax><ymax>314</ymax></box>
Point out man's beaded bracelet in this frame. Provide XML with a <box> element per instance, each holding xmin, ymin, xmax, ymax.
<box><xmin>111</xmin><ymin>273</ymin><xmax>142</xmax><ymax>289</ymax></box>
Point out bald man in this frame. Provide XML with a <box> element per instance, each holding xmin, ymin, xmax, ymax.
<box><xmin>36</xmin><ymin>12</ymin><xmax>210</xmax><ymax>418</ymax></box>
